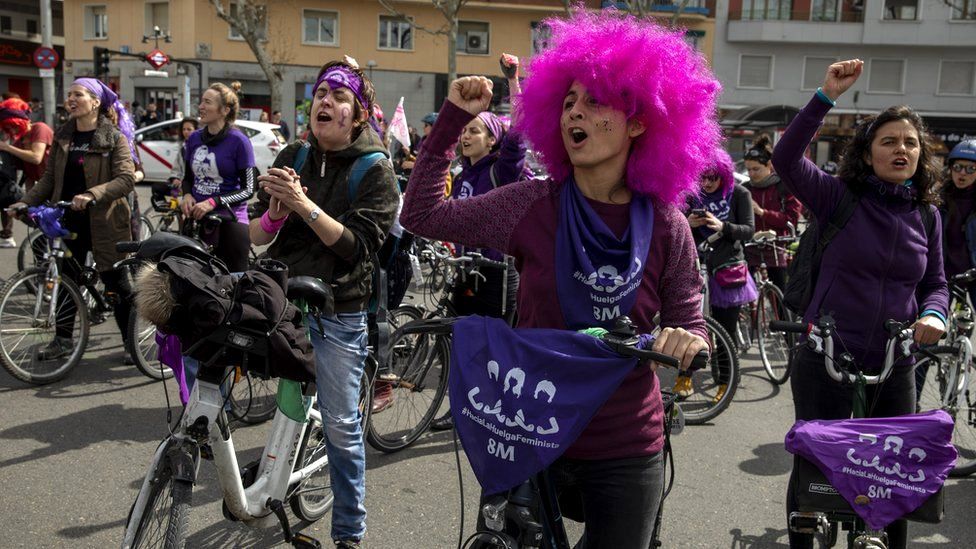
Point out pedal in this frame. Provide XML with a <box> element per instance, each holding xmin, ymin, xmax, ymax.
<box><xmin>291</xmin><ymin>533</ymin><xmax>322</xmax><ymax>549</ymax></box>
<box><xmin>789</xmin><ymin>512</ymin><xmax>829</xmax><ymax>536</ymax></box>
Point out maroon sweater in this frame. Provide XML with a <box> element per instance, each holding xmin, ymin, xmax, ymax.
<box><xmin>401</xmin><ymin>101</ymin><xmax>706</xmax><ymax>460</ymax></box>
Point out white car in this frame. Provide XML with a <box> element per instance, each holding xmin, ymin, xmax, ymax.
<box><xmin>134</xmin><ymin>119</ymin><xmax>287</xmax><ymax>183</ymax></box>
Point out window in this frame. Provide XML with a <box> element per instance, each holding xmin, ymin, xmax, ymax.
<box><xmin>145</xmin><ymin>2</ymin><xmax>169</xmax><ymax>36</ymax></box>
<box><xmin>740</xmin><ymin>0</ymin><xmax>793</xmax><ymax>20</ymax></box>
<box><xmin>683</xmin><ymin>30</ymin><xmax>705</xmax><ymax>51</ymax></box>
<box><xmin>803</xmin><ymin>57</ymin><xmax>836</xmax><ymax>90</ymax></box>
<box><xmin>27</xmin><ymin>19</ymin><xmax>38</xmax><ymax>36</ymax></box>
<box><xmin>738</xmin><ymin>54</ymin><xmax>774</xmax><ymax>89</ymax></box>
<box><xmin>530</xmin><ymin>21</ymin><xmax>551</xmax><ymax>56</ymax></box>
<box><xmin>84</xmin><ymin>5</ymin><xmax>108</xmax><ymax>39</ymax></box>
<box><xmin>378</xmin><ymin>15</ymin><xmax>412</xmax><ymax>50</ymax></box>
<box><xmin>811</xmin><ymin>0</ymin><xmax>838</xmax><ymax>21</ymax></box>
<box><xmin>140</xmin><ymin>122</ymin><xmax>180</xmax><ymax>143</ymax></box>
<box><xmin>228</xmin><ymin>3</ymin><xmax>267</xmax><ymax>41</ymax></box>
<box><xmin>0</xmin><ymin>16</ymin><xmax>11</xmax><ymax>35</ymax></box>
<box><xmin>883</xmin><ymin>0</ymin><xmax>917</xmax><ymax>20</ymax></box>
<box><xmin>939</xmin><ymin>61</ymin><xmax>975</xmax><ymax>95</ymax></box>
<box><xmin>457</xmin><ymin>21</ymin><xmax>490</xmax><ymax>55</ymax></box>
<box><xmin>303</xmin><ymin>10</ymin><xmax>338</xmax><ymax>46</ymax></box>
<box><xmin>951</xmin><ymin>0</ymin><xmax>976</xmax><ymax>20</ymax></box>
<box><xmin>867</xmin><ymin>59</ymin><xmax>905</xmax><ymax>93</ymax></box>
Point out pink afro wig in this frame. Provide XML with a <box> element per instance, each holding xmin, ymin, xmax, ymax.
<box><xmin>515</xmin><ymin>10</ymin><xmax>723</xmax><ymax>207</ymax></box>
<box><xmin>705</xmin><ymin>147</ymin><xmax>736</xmax><ymax>198</ymax></box>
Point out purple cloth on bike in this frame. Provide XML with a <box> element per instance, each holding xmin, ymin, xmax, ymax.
<box><xmin>450</xmin><ymin>315</ymin><xmax>639</xmax><ymax>495</ymax></box>
<box><xmin>708</xmin><ymin>269</ymin><xmax>758</xmax><ymax>308</ymax></box>
<box><xmin>784</xmin><ymin>410</ymin><xmax>956</xmax><ymax>530</ymax></box>
<box><xmin>156</xmin><ymin>331</ymin><xmax>189</xmax><ymax>404</ymax></box>
<box><xmin>28</xmin><ymin>205</ymin><xmax>69</xmax><ymax>238</ymax></box>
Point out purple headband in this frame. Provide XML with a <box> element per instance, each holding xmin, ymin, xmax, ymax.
<box><xmin>313</xmin><ymin>66</ymin><xmax>368</xmax><ymax>111</ymax></box>
<box><xmin>0</xmin><ymin>107</ymin><xmax>30</xmax><ymax>122</ymax></box>
<box><xmin>476</xmin><ymin>112</ymin><xmax>504</xmax><ymax>142</ymax></box>
<box><xmin>72</xmin><ymin>77</ymin><xmax>138</xmax><ymax>163</ymax></box>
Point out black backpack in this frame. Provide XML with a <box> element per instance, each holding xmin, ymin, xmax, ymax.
<box><xmin>783</xmin><ymin>188</ymin><xmax>935</xmax><ymax>316</ymax></box>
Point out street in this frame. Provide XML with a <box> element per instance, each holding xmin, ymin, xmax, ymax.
<box><xmin>0</xmin><ymin>187</ymin><xmax>972</xmax><ymax>548</ymax></box>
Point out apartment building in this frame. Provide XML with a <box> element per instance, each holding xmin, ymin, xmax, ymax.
<box><xmin>0</xmin><ymin>0</ymin><xmax>65</xmax><ymax>105</ymax></box>
<box><xmin>61</xmin><ymin>0</ymin><xmax>716</xmax><ymax>134</ymax></box>
<box><xmin>712</xmin><ymin>0</ymin><xmax>976</xmax><ymax>162</ymax></box>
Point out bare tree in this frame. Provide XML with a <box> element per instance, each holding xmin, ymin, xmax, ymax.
<box><xmin>208</xmin><ymin>0</ymin><xmax>284</xmax><ymax>112</ymax></box>
<box><xmin>620</xmin><ymin>0</ymin><xmax>696</xmax><ymax>26</ymax></box>
<box><xmin>378</xmin><ymin>0</ymin><xmax>471</xmax><ymax>83</ymax></box>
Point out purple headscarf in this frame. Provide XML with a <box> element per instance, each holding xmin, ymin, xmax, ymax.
<box><xmin>313</xmin><ymin>65</ymin><xmax>368</xmax><ymax>110</ymax></box>
<box><xmin>72</xmin><ymin>77</ymin><xmax>138</xmax><ymax>162</ymax></box>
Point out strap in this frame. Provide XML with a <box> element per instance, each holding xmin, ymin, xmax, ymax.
<box><xmin>347</xmin><ymin>152</ymin><xmax>386</xmax><ymax>202</ymax></box>
<box><xmin>919</xmin><ymin>204</ymin><xmax>936</xmax><ymax>241</ymax></box>
<box><xmin>489</xmin><ymin>164</ymin><xmax>499</xmax><ymax>189</ymax></box>
<box><xmin>292</xmin><ymin>141</ymin><xmax>311</xmax><ymax>173</ymax></box>
<box><xmin>816</xmin><ymin>187</ymin><xmax>860</xmax><ymax>254</ymax></box>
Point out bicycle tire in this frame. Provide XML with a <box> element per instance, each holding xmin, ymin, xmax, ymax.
<box><xmin>228</xmin><ymin>370</ymin><xmax>278</xmax><ymax>424</ymax></box>
<box><xmin>127</xmin><ymin>310</ymin><xmax>173</xmax><ymax>381</ymax></box>
<box><xmin>139</xmin><ymin>215</ymin><xmax>156</xmax><ymax>240</ymax></box>
<box><xmin>735</xmin><ymin>307</ymin><xmax>753</xmax><ymax>352</ymax></box>
<box><xmin>678</xmin><ymin>315</ymin><xmax>739</xmax><ymax>425</ymax></box>
<box><xmin>16</xmin><ymin>230</ymin><xmax>47</xmax><ymax>273</ymax></box>
<box><xmin>0</xmin><ymin>268</ymin><xmax>90</xmax><ymax>385</ymax></box>
<box><xmin>290</xmin><ymin>415</ymin><xmax>334</xmax><ymax>521</ymax></box>
<box><xmin>917</xmin><ymin>344</ymin><xmax>976</xmax><ymax>476</ymax></box>
<box><xmin>366</xmin><ymin>323</ymin><xmax>451</xmax><ymax>453</ymax></box>
<box><xmin>129</xmin><ymin>458</ymin><xmax>192</xmax><ymax>549</ymax></box>
<box><xmin>757</xmin><ymin>284</ymin><xmax>794</xmax><ymax>385</ymax></box>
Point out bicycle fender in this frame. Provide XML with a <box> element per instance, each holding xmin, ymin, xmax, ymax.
<box><xmin>167</xmin><ymin>442</ymin><xmax>200</xmax><ymax>483</ymax></box>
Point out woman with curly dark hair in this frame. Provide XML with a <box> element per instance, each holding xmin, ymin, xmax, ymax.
<box><xmin>772</xmin><ymin>59</ymin><xmax>948</xmax><ymax>549</ymax></box>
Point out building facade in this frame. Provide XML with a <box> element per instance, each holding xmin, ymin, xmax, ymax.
<box><xmin>712</xmin><ymin>0</ymin><xmax>976</xmax><ymax>162</ymax></box>
<box><xmin>61</xmin><ymin>0</ymin><xmax>716</xmax><ymax>136</ymax></box>
<box><xmin>0</xmin><ymin>0</ymin><xmax>65</xmax><ymax>114</ymax></box>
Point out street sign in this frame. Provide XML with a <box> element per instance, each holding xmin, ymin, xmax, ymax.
<box><xmin>146</xmin><ymin>49</ymin><xmax>170</xmax><ymax>69</ymax></box>
<box><xmin>143</xmin><ymin>69</ymin><xmax>169</xmax><ymax>78</ymax></box>
<box><xmin>38</xmin><ymin>68</ymin><xmax>55</xmax><ymax>78</ymax></box>
<box><xmin>32</xmin><ymin>46</ymin><xmax>60</xmax><ymax>69</ymax></box>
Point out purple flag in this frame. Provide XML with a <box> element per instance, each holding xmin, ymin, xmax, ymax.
<box><xmin>155</xmin><ymin>331</ymin><xmax>188</xmax><ymax>405</ymax></box>
<box><xmin>785</xmin><ymin>411</ymin><xmax>956</xmax><ymax>530</ymax></box>
<box><xmin>450</xmin><ymin>316</ymin><xmax>639</xmax><ymax>495</ymax></box>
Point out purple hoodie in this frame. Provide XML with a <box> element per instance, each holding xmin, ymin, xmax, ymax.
<box><xmin>772</xmin><ymin>96</ymin><xmax>949</xmax><ymax>366</ymax></box>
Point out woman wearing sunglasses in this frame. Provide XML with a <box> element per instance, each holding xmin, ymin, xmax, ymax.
<box><xmin>940</xmin><ymin>139</ymin><xmax>976</xmax><ymax>305</ymax></box>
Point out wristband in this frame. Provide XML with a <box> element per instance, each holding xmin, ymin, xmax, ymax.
<box><xmin>207</xmin><ymin>197</ymin><xmax>217</xmax><ymax>208</ymax></box>
<box><xmin>815</xmin><ymin>87</ymin><xmax>836</xmax><ymax>107</ymax></box>
<box><xmin>920</xmin><ymin>309</ymin><xmax>947</xmax><ymax>326</ymax></box>
<box><xmin>260</xmin><ymin>210</ymin><xmax>287</xmax><ymax>234</ymax></box>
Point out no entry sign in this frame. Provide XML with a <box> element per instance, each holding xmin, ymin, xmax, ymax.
<box><xmin>146</xmin><ymin>49</ymin><xmax>170</xmax><ymax>70</ymax></box>
<box><xmin>33</xmin><ymin>46</ymin><xmax>60</xmax><ymax>69</ymax></box>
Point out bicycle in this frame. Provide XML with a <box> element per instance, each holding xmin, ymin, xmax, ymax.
<box><xmin>366</xmin><ymin>249</ymin><xmax>511</xmax><ymax>453</ymax></box>
<box><xmin>741</xmin><ymin>226</ymin><xmax>798</xmax><ymax>385</ymax></box>
<box><xmin>771</xmin><ymin>317</ymin><xmax>947</xmax><ymax>549</ymax></box>
<box><xmin>913</xmin><ymin>267</ymin><xmax>976</xmax><ymax>476</ymax></box>
<box><xmin>0</xmin><ymin>202</ymin><xmax>157</xmax><ymax>384</ymax></box>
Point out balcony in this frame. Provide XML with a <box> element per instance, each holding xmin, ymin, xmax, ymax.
<box><xmin>727</xmin><ymin>10</ymin><xmax>866</xmax><ymax>44</ymax></box>
<box><xmin>601</xmin><ymin>0</ymin><xmax>711</xmax><ymax>16</ymax></box>
<box><xmin>728</xmin><ymin>10</ymin><xmax>864</xmax><ymax>21</ymax></box>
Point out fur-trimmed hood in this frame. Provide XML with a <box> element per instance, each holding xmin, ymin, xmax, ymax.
<box><xmin>54</xmin><ymin>114</ymin><xmax>121</xmax><ymax>151</ymax></box>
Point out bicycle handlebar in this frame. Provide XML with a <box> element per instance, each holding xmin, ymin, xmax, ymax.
<box><xmin>116</xmin><ymin>241</ymin><xmax>141</xmax><ymax>254</ymax></box>
<box><xmin>769</xmin><ymin>320</ymin><xmax>808</xmax><ymax>334</ymax></box>
<box><xmin>429</xmin><ymin>249</ymin><xmax>509</xmax><ymax>271</ymax></box>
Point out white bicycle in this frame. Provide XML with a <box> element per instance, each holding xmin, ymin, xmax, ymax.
<box><xmin>122</xmin><ymin>275</ymin><xmax>339</xmax><ymax>549</ymax></box>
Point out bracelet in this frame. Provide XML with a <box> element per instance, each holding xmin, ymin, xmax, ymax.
<box><xmin>207</xmin><ymin>197</ymin><xmax>217</xmax><ymax>208</ymax></box>
<box><xmin>920</xmin><ymin>309</ymin><xmax>947</xmax><ymax>325</ymax></box>
<box><xmin>260</xmin><ymin>210</ymin><xmax>287</xmax><ymax>234</ymax></box>
<box><xmin>815</xmin><ymin>87</ymin><xmax>836</xmax><ymax>107</ymax></box>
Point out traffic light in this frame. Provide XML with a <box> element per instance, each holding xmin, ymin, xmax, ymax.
<box><xmin>93</xmin><ymin>46</ymin><xmax>111</xmax><ymax>77</ymax></box>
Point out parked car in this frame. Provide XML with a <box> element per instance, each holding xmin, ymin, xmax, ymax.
<box><xmin>134</xmin><ymin>119</ymin><xmax>287</xmax><ymax>183</ymax></box>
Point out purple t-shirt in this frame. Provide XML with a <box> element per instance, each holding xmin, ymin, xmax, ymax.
<box><xmin>184</xmin><ymin>128</ymin><xmax>256</xmax><ymax>223</ymax></box>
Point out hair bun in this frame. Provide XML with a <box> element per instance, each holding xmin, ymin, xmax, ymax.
<box><xmin>752</xmin><ymin>134</ymin><xmax>772</xmax><ymax>152</ymax></box>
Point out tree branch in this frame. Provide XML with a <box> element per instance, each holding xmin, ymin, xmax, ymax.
<box><xmin>378</xmin><ymin>0</ymin><xmax>450</xmax><ymax>35</ymax></box>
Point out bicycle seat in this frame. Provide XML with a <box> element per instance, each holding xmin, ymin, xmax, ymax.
<box><xmin>287</xmin><ymin>276</ymin><xmax>331</xmax><ymax>310</ymax></box>
<box><xmin>134</xmin><ymin>231</ymin><xmax>208</xmax><ymax>261</ymax></box>
<box><xmin>753</xmin><ymin>230</ymin><xmax>777</xmax><ymax>241</ymax></box>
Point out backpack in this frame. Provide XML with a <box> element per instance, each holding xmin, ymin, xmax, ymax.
<box><xmin>783</xmin><ymin>188</ymin><xmax>936</xmax><ymax>316</ymax></box>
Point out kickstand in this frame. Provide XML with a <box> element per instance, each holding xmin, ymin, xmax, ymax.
<box><xmin>268</xmin><ymin>499</ymin><xmax>322</xmax><ymax>549</ymax></box>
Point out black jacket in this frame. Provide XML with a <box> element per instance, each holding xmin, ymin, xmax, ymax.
<box><xmin>693</xmin><ymin>184</ymin><xmax>756</xmax><ymax>271</ymax></box>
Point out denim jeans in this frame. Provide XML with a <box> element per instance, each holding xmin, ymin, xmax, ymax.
<box><xmin>308</xmin><ymin>311</ymin><xmax>369</xmax><ymax>542</ymax></box>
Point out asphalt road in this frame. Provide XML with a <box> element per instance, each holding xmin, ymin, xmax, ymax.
<box><xmin>0</xmin><ymin>186</ymin><xmax>971</xmax><ymax>548</ymax></box>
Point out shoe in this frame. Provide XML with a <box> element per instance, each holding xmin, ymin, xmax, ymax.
<box><xmin>122</xmin><ymin>354</ymin><xmax>136</xmax><ymax>366</ymax></box>
<box><xmin>429</xmin><ymin>413</ymin><xmax>454</xmax><ymax>431</ymax></box>
<box><xmin>0</xmin><ymin>237</ymin><xmax>15</xmax><ymax>248</ymax></box>
<box><xmin>372</xmin><ymin>380</ymin><xmax>395</xmax><ymax>414</ymax></box>
<box><xmin>37</xmin><ymin>337</ymin><xmax>73</xmax><ymax>361</ymax></box>
<box><xmin>712</xmin><ymin>383</ymin><xmax>728</xmax><ymax>404</ymax></box>
<box><xmin>673</xmin><ymin>375</ymin><xmax>693</xmax><ymax>398</ymax></box>
<box><xmin>335</xmin><ymin>540</ymin><xmax>361</xmax><ymax>548</ymax></box>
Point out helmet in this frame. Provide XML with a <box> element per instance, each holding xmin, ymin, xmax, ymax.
<box><xmin>421</xmin><ymin>112</ymin><xmax>438</xmax><ymax>126</ymax></box>
<box><xmin>948</xmin><ymin>140</ymin><xmax>976</xmax><ymax>164</ymax></box>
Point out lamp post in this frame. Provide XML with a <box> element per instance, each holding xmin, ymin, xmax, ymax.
<box><xmin>142</xmin><ymin>25</ymin><xmax>172</xmax><ymax>49</ymax></box>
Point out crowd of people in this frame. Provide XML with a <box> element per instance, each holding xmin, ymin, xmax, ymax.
<box><xmin>2</xmin><ymin>9</ymin><xmax>975</xmax><ymax>548</ymax></box>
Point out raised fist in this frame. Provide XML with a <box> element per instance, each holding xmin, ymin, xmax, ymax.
<box><xmin>447</xmin><ymin>76</ymin><xmax>493</xmax><ymax>116</ymax></box>
<box><xmin>822</xmin><ymin>59</ymin><xmax>863</xmax><ymax>101</ymax></box>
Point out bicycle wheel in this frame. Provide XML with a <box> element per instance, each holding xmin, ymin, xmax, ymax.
<box><xmin>0</xmin><ymin>268</ymin><xmax>89</xmax><ymax>385</ymax></box>
<box><xmin>677</xmin><ymin>315</ymin><xmax>739</xmax><ymax>425</ymax></box>
<box><xmin>916</xmin><ymin>344</ymin><xmax>976</xmax><ymax>476</ymax></box>
<box><xmin>735</xmin><ymin>306</ymin><xmax>753</xmax><ymax>352</ymax></box>
<box><xmin>139</xmin><ymin>215</ymin><xmax>155</xmax><ymax>240</ymax></box>
<box><xmin>366</xmin><ymin>324</ymin><xmax>451</xmax><ymax>453</ymax></box>
<box><xmin>229</xmin><ymin>370</ymin><xmax>279</xmax><ymax>424</ymax></box>
<box><xmin>757</xmin><ymin>285</ymin><xmax>794</xmax><ymax>385</ymax></box>
<box><xmin>16</xmin><ymin>230</ymin><xmax>47</xmax><ymax>273</ymax></box>
<box><xmin>127</xmin><ymin>311</ymin><xmax>173</xmax><ymax>381</ymax></box>
<box><xmin>290</xmin><ymin>416</ymin><xmax>334</xmax><ymax>522</ymax></box>
<box><xmin>128</xmin><ymin>457</ymin><xmax>192</xmax><ymax>548</ymax></box>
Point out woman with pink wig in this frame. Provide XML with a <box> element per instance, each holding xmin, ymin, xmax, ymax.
<box><xmin>401</xmin><ymin>10</ymin><xmax>720</xmax><ymax>545</ymax></box>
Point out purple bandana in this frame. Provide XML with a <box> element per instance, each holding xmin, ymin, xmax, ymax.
<box><xmin>450</xmin><ymin>316</ymin><xmax>640</xmax><ymax>495</ymax></box>
<box><xmin>0</xmin><ymin>107</ymin><xmax>29</xmax><ymax>121</ymax></box>
<box><xmin>785</xmin><ymin>411</ymin><xmax>956</xmax><ymax>530</ymax></box>
<box><xmin>313</xmin><ymin>66</ymin><xmax>368</xmax><ymax>110</ymax></box>
<box><xmin>476</xmin><ymin>112</ymin><xmax>504</xmax><ymax>143</ymax></box>
<box><xmin>73</xmin><ymin>77</ymin><xmax>138</xmax><ymax>162</ymax></box>
<box><xmin>555</xmin><ymin>178</ymin><xmax>654</xmax><ymax>329</ymax></box>
<box><xmin>28</xmin><ymin>205</ymin><xmax>69</xmax><ymax>239</ymax></box>
<box><xmin>155</xmin><ymin>331</ymin><xmax>189</xmax><ymax>404</ymax></box>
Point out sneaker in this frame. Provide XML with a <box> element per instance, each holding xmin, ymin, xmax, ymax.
<box><xmin>429</xmin><ymin>413</ymin><xmax>454</xmax><ymax>431</ymax></box>
<box><xmin>673</xmin><ymin>375</ymin><xmax>693</xmax><ymax>398</ymax></box>
<box><xmin>712</xmin><ymin>383</ymin><xmax>728</xmax><ymax>404</ymax></box>
<box><xmin>372</xmin><ymin>380</ymin><xmax>395</xmax><ymax>414</ymax></box>
<box><xmin>335</xmin><ymin>540</ymin><xmax>361</xmax><ymax>549</ymax></box>
<box><xmin>0</xmin><ymin>237</ymin><xmax>15</xmax><ymax>248</ymax></box>
<box><xmin>37</xmin><ymin>337</ymin><xmax>73</xmax><ymax>361</ymax></box>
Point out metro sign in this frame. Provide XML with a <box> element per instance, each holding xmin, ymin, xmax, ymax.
<box><xmin>146</xmin><ymin>48</ymin><xmax>170</xmax><ymax>70</ymax></box>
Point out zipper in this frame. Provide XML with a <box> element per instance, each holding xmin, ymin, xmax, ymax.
<box><xmin>865</xmin><ymin>210</ymin><xmax>902</xmax><ymax>356</ymax></box>
<box><xmin>320</xmin><ymin>152</ymin><xmax>326</xmax><ymax>178</ymax></box>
